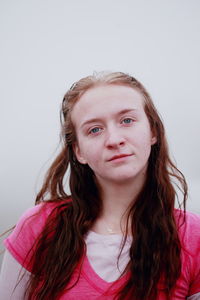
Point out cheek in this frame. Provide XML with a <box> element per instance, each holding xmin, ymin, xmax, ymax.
<box><xmin>86</xmin><ymin>151</ymin><xmax>101</xmax><ymax>168</ymax></box>
<box><xmin>135</xmin><ymin>131</ymin><xmax>153</xmax><ymax>156</ymax></box>
<box><xmin>79</xmin><ymin>143</ymin><xmax>101</xmax><ymax>168</ymax></box>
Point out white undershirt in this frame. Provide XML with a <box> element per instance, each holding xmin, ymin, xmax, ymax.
<box><xmin>85</xmin><ymin>230</ymin><xmax>132</xmax><ymax>282</ymax></box>
<box><xmin>0</xmin><ymin>231</ymin><xmax>199</xmax><ymax>299</ymax></box>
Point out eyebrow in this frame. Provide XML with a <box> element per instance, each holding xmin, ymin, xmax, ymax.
<box><xmin>80</xmin><ymin>109</ymin><xmax>139</xmax><ymax>129</ymax></box>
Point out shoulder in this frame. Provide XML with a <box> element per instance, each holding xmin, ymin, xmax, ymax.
<box><xmin>175</xmin><ymin>209</ymin><xmax>200</xmax><ymax>233</ymax></box>
<box><xmin>174</xmin><ymin>209</ymin><xmax>200</xmax><ymax>255</ymax></box>
<box><xmin>6</xmin><ymin>201</ymin><xmax>61</xmax><ymax>238</ymax></box>
<box><xmin>4</xmin><ymin>199</ymin><xmax>71</xmax><ymax>271</ymax></box>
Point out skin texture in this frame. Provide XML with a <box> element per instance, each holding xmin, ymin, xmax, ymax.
<box><xmin>72</xmin><ymin>84</ymin><xmax>156</xmax><ymax>188</ymax></box>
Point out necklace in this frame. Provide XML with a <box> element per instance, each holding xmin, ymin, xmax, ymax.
<box><xmin>102</xmin><ymin>219</ymin><xmax>121</xmax><ymax>234</ymax></box>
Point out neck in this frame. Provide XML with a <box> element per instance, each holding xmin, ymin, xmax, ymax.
<box><xmin>93</xmin><ymin>175</ymin><xmax>146</xmax><ymax>235</ymax></box>
<box><xmin>101</xmin><ymin>183</ymin><xmax>138</xmax><ymax>219</ymax></box>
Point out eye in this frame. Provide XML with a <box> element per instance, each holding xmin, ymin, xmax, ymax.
<box><xmin>122</xmin><ymin>118</ymin><xmax>134</xmax><ymax>124</ymax></box>
<box><xmin>89</xmin><ymin>127</ymin><xmax>102</xmax><ymax>134</ymax></box>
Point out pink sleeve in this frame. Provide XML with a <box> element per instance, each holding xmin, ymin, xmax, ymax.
<box><xmin>187</xmin><ymin>213</ymin><xmax>200</xmax><ymax>295</ymax></box>
<box><xmin>3</xmin><ymin>203</ymin><xmax>55</xmax><ymax>272</ymax></box>
<box><xmin>177</xmin><ymin>211</ymin><xmax>200</xmax><ymax>296</ymax></box>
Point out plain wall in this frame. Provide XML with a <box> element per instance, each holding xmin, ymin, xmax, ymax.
<box><xmin>1</xmin><ymin>0</ymin><xmax>200</xmax><ymax>265</ymax></box>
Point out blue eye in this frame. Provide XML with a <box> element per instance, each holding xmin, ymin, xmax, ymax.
<box><xmin>122</xmin><ymin>118</ymin><xmax>133</xmax><ymax>124</ymax></box>
<box><xmin>90</xmin><ymin>127</ymin><xmax>101</xmax><ymax>134</ymax></box>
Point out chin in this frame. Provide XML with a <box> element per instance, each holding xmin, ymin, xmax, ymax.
<box><xmin>113</xmin><ymin>169</ymin><xmax>146</xmax><ymax>184</ymax></box>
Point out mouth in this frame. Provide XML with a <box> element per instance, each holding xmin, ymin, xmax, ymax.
<box><xmin>108</xmin><ymin>154</ymin><xmax>133</xmax><ymax>162</ymax></box>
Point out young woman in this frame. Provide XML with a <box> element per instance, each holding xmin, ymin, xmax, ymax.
<box><xmin>0</xmin><ymin>72</ymin><xmax>200</xmax><ymax>300</ymax></box>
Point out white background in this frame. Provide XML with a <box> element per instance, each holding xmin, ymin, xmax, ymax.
<box><xmin>0</xmin><ymin>0</ymin><xmax>200</xmax><ymax>264</ymax></box>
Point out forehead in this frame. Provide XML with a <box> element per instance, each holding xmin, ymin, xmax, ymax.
<box><xmin>71</xmin><ymin>84</ymin><xmax>145</xmax><ymax>125</ymax></box>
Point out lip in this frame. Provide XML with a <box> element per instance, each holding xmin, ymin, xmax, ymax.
<box><xmin>108</xmin><ymin>154</ymin><xmax>133</xmax><ymax>162</ymax></box>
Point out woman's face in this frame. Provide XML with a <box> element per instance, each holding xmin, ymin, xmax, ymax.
<box><xmin>71</xmin><ymin>84</ymin><xmax>156</xmax><ymax>187</ymax></box>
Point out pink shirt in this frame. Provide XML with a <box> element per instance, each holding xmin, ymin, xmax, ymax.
<box><xmin>4</xmin><ymin>202</ymin><xmax>200</xmax><ymax>299</ymax></box>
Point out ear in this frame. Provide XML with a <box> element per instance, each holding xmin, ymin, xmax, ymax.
<box><xmin>73</xmin><ymin>143</ymin><xmax>87</xmax><ymax>164</ymax></box>
<box><xmin>151</xmin><ymin>135</ymin><xmax>157</xmax><ymax>145</ymax></box>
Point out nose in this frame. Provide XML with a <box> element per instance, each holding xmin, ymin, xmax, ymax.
<box><xmin>104</xmin><ymin>127</ymin><xmax>125</xmax><ymax>149</ymax></box>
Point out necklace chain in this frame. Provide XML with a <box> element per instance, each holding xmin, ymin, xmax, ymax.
<box><xmin>103</xmin><ymin>219</ymin><xmax>120</xmax><ymax>234</ymax></box>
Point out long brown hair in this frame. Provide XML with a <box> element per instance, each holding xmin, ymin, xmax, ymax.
<box><xmin>26</xmin><ymin>72</ymin><xmax>187</xmax><ymax>299</ymax></box>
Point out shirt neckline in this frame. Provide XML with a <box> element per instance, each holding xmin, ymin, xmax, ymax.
<box><xmin>81</xmin><ymin>255</ymin><xmax>130</xmax><ymax>294</ymax></box>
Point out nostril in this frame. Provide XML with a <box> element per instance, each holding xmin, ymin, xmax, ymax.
<box><xmin>105</xmin><ymin>138</ymin><xmax>126</xmax><ymax>148</ymax></box>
